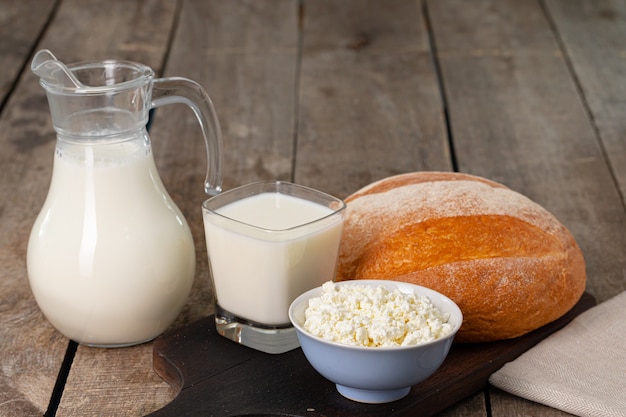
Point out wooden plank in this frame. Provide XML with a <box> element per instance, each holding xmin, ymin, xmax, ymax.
<box><xmin>544</xmin><ymin>0</ymin><xmax>626</xmax><ymax>205</ymax></box>
<box><xmin>60</xmin><ymin>344</ymin><xmax>178</xmax><ymax>416</ymax></box>
<box><xmin>427</xmin><ymin>0</ymin><xmax>626</xmax><ymax>304</ymax></box>
<box><xmin>0</xmin><ymin>2</ymin><xmax>68</xmax><ymax>416</ymax></box>
<box><xmin>56</xmin><ymin>0</ymin><xmax>299</xmax><ymax>415</ymax></box>
<box><xmin>296</xmin><ymin>0</ymin><xmax>451</xmax><ymax>199</ymax></box>
<box><xmin>36</xmin><ymin>0</ymin><xmax>176</xmax><ymax>67</ymax></box>
<box><xmin>0</xmin><ymin>0</ymin><xmax>56</xmax><ymax>104</ymax></box>
<box><xmin>152</xmin><ymin>0</ymin><xmax>299</xmax><ymax>193</ymax></box>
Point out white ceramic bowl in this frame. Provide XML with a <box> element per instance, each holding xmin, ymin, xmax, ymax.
<box><xmin>288</xmin><ymin>280</ymin><xmax>463</xmax><ymax>404</ymax></box>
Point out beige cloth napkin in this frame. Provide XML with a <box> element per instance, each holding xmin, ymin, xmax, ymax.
<box><xmin>489</xmin><ymin>291</ymin><xmax>626</xmax><ymax>417</ymax></box>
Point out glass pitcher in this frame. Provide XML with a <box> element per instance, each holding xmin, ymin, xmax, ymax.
<box><xmin>27</xmin><ymin>50</ymin><xmax>222</xmax><ymax>347</ymax></box>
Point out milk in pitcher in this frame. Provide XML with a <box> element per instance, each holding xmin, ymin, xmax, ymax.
<box><xmin>27</xmin><ymin>133</ymin><xmax>195</xmax><ymax>346</ymax></box>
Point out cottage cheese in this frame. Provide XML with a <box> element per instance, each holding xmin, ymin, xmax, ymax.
<box><xmin>303</xmin><ymin>281</ymin><xmax>453</xmax><ymax>347</ymax></box>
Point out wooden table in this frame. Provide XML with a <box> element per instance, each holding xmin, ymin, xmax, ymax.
<box><xmin>1</xmin><ymin>0</ymin><xmax>625</xmax><ymax>416</ymax></box>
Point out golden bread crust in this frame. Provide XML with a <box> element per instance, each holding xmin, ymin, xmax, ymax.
<box><xmin>336</xmin><ymin>172</ymin><xmax>586</xmax><ymax>343</ymax></box>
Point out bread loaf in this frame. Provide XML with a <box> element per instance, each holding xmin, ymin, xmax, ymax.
<box><xmin>335</xmin><ymin>172</ymin><xmax>586</xmax><ymax>343</ymax></box>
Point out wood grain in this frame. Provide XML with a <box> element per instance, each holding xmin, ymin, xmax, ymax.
<box><xmin>297</xmin><ymin>0</ymin><xmax>451</xmax><ymax>199</ymax></box>
<box><xmin>0</xmin><ymin>1</ymin><xmax>71</xmax><ymax>415</ymax></box>
<box><xmin>0</xmin><ymin>0</ymin><xmax>55</xmax><ymax>103</ymax></box>
<box><xmin>545</xmin><ymin>0</ymin><xmax>626</xmax><ymax>205</ymax></box>
<box><xmin>152</xmin><ymin>0</ymin><xmax>300</xmax><ymax>193</ymax></box>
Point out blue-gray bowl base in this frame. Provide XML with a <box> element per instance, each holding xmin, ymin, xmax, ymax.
<box><xmin>336</xmin><ymin>384</ymin><xmax>411</xmax><ymax>404</ymax></box>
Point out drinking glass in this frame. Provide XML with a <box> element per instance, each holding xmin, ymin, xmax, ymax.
<box><xmin>202</xmin><ymin>181</ymin><xmax>346</xmax><ymax>354</ymax></box>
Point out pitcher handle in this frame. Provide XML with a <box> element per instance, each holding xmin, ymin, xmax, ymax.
<box><xmin>151</xmin><ymin>77</ymin><xmax>223</xmax><ymax>196</ymax></box>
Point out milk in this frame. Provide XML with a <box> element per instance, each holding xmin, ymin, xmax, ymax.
<box><xmin>204</xmin><ymin>192</ymin><xmax>344</xmax><ymax>325</ymax></box>
<box><xmin>27</xmin><ymin>134</ymin><xmax>195</xmax><ymax>346</ymax></box>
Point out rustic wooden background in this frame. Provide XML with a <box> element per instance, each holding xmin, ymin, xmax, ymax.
<box><xmin>1</xmin><ymin>0</ymin><xmax>625</xmax><ymax>416</ymax></box>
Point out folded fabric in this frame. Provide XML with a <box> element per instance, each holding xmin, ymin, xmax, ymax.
<box><xmin>489</xmin><ymin>291</ymin><xmax>626</xmax><ymax>417</ymax></box>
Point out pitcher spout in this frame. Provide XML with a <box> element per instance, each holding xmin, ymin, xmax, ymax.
<box><xmin>31</xmin><ymin>49</ymin><xmax>84</xmax><ymax>90</ymax></box>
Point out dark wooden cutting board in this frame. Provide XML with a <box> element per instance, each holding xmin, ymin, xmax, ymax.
<box><xmin>149</xmin><ymin>292</ymin><xmax>595</xmax><ymax>417</ymax></box>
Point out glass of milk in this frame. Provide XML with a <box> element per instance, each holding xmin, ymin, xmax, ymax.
<box><xmin>202</xmin><ymin>181</ymin><xmax>346</xmax><ymax>354</ymax></box>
